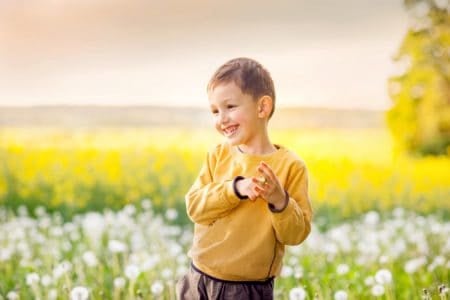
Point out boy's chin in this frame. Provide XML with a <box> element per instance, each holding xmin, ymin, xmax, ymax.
<box><xmin>225</xmin><ymin>137</ymin><xmax>240</xmax><ymax>146</ymax></box>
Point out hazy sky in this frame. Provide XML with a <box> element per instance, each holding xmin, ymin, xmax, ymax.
<box><xmin>0</xmin><ymin>0</ymin><xmax>409</xmax><ymax>109</ymax></box>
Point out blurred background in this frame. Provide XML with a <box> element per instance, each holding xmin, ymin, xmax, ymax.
<box><xmin>0</xmin><ymin>0</ymin><xmax>449</xmax><ymax>299</ymax></box>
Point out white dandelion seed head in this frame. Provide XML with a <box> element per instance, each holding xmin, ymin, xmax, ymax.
<box><xmin>123</xmin><ymin>204</ymin><xmax>136</xmax><ymax>216</ymax></box>
<box><xmin>82</xmin><ymin>251</ymin><xmax>98</xmax><ymax>267</ymax></box>
<box><xmin>41</xmin><ymin>274</ymin><xmax>53</xmax><ymax>287</ymax></box>
<box><xmin>378</xmin><ymin>255</ymin><xmax>389</xmax><ymax>264</ymax></box>
<box><xmin>294</xmin><ymin>266</ymin><xmax>304</xmax><ymax>279</ymax></box>
<box><xmin>289</xmin><ymin>287</ymin><xmax>307</xmax><ymax>300</ymax></box>
<box><xmin>26</xmin><ymin>272</ymin><xmax>40</xmax><ymax>286</ymax></box>
<box><xmin>432</xmin><ymin>255</ymin><xmax>445</xmax><ymax>266</ymax></box>
<box><xmin>371</xmin><ymin>284</ymin><xmax>385</xmax><ymax>297</ymax></box>
<box><xmin>70</xmin><ymin>286</ymin><xmax>89</xmax><ymax>300</ymax></box>
<box><xmin>141</xmin><ymin>198</ymin><xmax>152</xmax><ymax>210</ymax></box>
<box><xmin>336</xmin><ymin>264</ymin><xmax>349</xmax><ymax>275</ymax></box>
<box><xmin>151</xmin><ymin>280</ymin><xmax>164</xmax><ymax>296</ymax></box>
<box><xmin>125</xmin><ymin>264</ymin><xmax>140</xmax><ymax>280</ymax></box>
<box><xmin>35</xmin><ymin>206</ymin><xmax>47</xmax><ymax>217</ymax></box>
<box><xmin>334</xmin><ymin>290</ymin><xmax>348</xmax><ymax>300</ymax></box>
<box><xmin>108</xmin><ymin>240</ymin><xmax>128</xmax><ymax>254</ymax></box>
<box><xmin>165</xmin><ymin>208</ymin><xmax>178</xmax><ymax>221</ymax></box>
<box><xmin>53</xmin><ymin>260</ymin><xmax>72</xmax><ymax>280</ymax></box>
<box><xmin>48</xmin><ymin>289</ymin><xmax>58</xmax><ymax>300</ymax></box>
<box><xmin>281</xmin><ymin>265</ymin><xmax>294</xmax><ymax>278</ymax></box>
<box><xmin>364</xmin><ymin>211</ymin><xmax>380</xmax><ymax>226</ymax></box>
<box><xmin>405</xmin><ymin>256</ymin><xmax>427</xmax><ymax>274</ymax></box>
<box><xmin>141</xmin><ymin>254</ymin><xmax>160</xmax><ymax>271</ymax></box>
<box><xmin>18</xmin><ymin>205</ymin><xmax>28</xmax><ymax>216</ymax></box>
<box><xmin>0</xmin><ymin>247</ymin><xmax>13</xmax><ymax>262</ymax></box>
<box><xmin>114</xmin><ymin>277</ymin><xmax>126</xmax><ymax>289</ymax></box>
<box><xmin>6</xmin><ymin>291</ymin><xmax>19</xmax><ymax>300</ymax></box>
<box><xmin>161</xmin><ymin>267</ymin><xmax>173</xmax><ymax>279</ymax></box>
<box><xmin>364</xmin><ymin>276</ymin><xmax>375</xmax><ymax>286</ymax></box>
<box><xmin>392</xmin><ymin>207</ymin><xmax>405</xmax><ymax>218</ymax></box>
<box><xmin>375</xmin><ymin>269</ymin><xmax>392</xmax><ymax>285</ymax></box>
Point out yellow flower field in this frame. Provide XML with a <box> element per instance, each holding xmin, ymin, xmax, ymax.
<box><xmin>0</xmin><ymin>127</ymin><xmax>449</xmax><ymax>221</ymax></box>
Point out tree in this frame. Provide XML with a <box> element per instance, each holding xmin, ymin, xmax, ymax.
<box><xmin>387</xmin><ymin>0</ymin><xmax>449</xmax><ymax>155</ymax></box>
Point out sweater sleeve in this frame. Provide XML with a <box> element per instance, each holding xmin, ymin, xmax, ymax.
<box><xmin>270</xmin><ymin>161</ymin><xmax>313</xmax><ymax>245</ymax></box>
<box><xmin>185</xmin><ymin>147</ymin><xmax>241</xmax><ymax>225</ymax></box>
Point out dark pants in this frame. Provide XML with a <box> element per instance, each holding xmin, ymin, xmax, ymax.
<box><xmin>176</xmin><ymin>264</ymin><xmax>274</xmax><ymax>300</ymax></box>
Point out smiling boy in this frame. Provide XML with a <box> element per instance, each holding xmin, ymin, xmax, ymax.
<box><xmin>177</xmin><ymin>57</ymin><xmax>312</xmax><ymax>299</ymax></box>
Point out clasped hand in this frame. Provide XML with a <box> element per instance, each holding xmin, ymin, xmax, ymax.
<box><xmin>236</xmin><ymin>162</ymin><xmax>286</xmax><ymax>210</ymax></box>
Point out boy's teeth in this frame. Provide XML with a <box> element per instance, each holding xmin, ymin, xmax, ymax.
<box><xmin>224</xmin><ymin>125</ymin><xmax>237</xmax><ymax>135</ymax></box>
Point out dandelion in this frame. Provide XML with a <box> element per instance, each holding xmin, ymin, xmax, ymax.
<box><xmin>151</xmin><ymin>280</ymin><xmax>164</xmax><ymax>296</ymax></box>
<box><xmin>371</xmin><ymin>284</ymin><xmax>385</xmax><ymax>297</ymax></box>
<box><xmin>405</xmin><ymin>256</ymin><xmax>427</xmax><ymax>274</ymax></box>
<box><xmin>161</xmin><ymin>267</ymin><xmax>173</xmax><ymax>279</ymax></box>
<box><xmin>0</xmin><ymin>247</ymin><xmax>13</xmax><ymax>262</ymax></box>
<box><xmin>125</xmin><ymin>264</ymin><xmax>140</xmax><ymax>281</ymax></box>
<box><xmin>165</xmin><ymin>208</ymin><xmax>178</xmax><ymax>221</ymax></box>
<box><xmin>422</xmin><ymin>288</ymin><xmax>431</xmax><ymax>300</ymax></box>
<box><xmin>26</xmin><ymin>272</ymin><xmax>40</xmax><ymax>286</ymax></box>
<box><xmin>82</xmin><ymin>251</ymin><xmax>98</xmax><ymax>267</ymax></box>
<box><xmin>375</xmin><ymin>269</ymin><xmax>392</xmax><ymax>285</ymax></box>
<box><xmin>48</xmin><ymin>289</ymin><xmax>58</xmax><ymax>300</ymax></box>
<box><xmin>378</xmin><ymin>255</ymin><xmax>389</xmax><ymax>264</ymax></box>
<box><xmin>427</xmin><ymin>255</ymin><xmax>445</xmax><ymax>271</ymax></box>
<box><xmin>289</xmin><ymin>287</ymin><xmax>307</xmax><ymax>300</ymax></box>
<box><xmin>53</xmin><ymin>261</ymin><xmax>72</xmax><ymax>280</ymax></box>
<box><xmin>334</xmin><ymin>290</ymin><xmax>348</xmax><ymax>300</ymax></box>
<box><xmin>336</xmin><ymin>264</ymin><xmax>349</xmax><ymax>275</ymax></box>
<box><xmin>141</xmin><ymin>198</ymin><xmax>152</xmax><ymax>210</ymax></box>
<box><xmin>108</xmin><ymin>240</ymin><xmax>128</xmax><ymax>253</ymax></box>
<box><xmin>124</xmin><ymin>204</ymin><xmax>136</xmax><ymax>215</ymax></box>
<box><xmin>364</xmin><ymin>211</ymin><xmax>380</xmax><ymax>226</ymax></box>
<box><xmin>41</xmin><ymin>274</ymin><xmax>53</xmax><ymax>287</ymax></box>
<box><xmin>364</xmin><ymin>276</ymin><xmax>375</xmax><ymax>286</ymax></box>
<box><xmin>114</xmin><ymin>277</ymin><xmax>126</xmax><ymax>289</ymax></box>
<box><xmin>70</xmin><ymin>286</ymin><xmax>89</xmax><ymax>300</ymax></box>
<box><xmin>294</xmin><ymin>266</ymin><xmax>304</xmax><ymax>279</ymax></box>
<box><xmin>281</xmin><ymin>265</ymin><xmax>294</xmax><ymax>278</ymax></box>
<box><xmin>439</xmin><ymin>284</ymin><xmax>449</xmax><ymax>297</ymax></box>
<box><xmin>6</xmin><ymin>291</ymin><xmax>19</xmax><ymax>300</ymax></box>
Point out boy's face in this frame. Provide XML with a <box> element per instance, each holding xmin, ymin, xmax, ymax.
<box><xmin>208</xmin><ymin>81</ymin><xmax>265</xmax><ymax>146</ymax></box>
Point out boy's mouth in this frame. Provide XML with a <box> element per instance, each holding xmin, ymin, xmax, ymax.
<box><xmin>222</xmin><ymin>125</ymin><xmax>239</xmax><ymax>137</ymax></box>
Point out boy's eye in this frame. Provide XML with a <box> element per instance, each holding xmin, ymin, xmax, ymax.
<box><xmin>227</xmin><ymin>104</ymin><xmax>236</xmax><ymax>109</ymax></box>
<box><xmin>211</xmin><ymin>110</ymin><xmax>219</xmax><ymax>115</ymax></box>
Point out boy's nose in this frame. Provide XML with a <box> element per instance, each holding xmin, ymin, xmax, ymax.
<box><xmin>218</xmin><ymin>112</ymin><xmax>229</xmax><ymax>124</ymax></box>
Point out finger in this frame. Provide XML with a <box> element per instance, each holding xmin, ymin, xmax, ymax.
<box><xmin>258</xmin><ymin>162</ymin><xmax>280</xmax><ymax>185</ymax></box>
<box><xmin>248</xmin><ymin>191</ymin><xmax>256</xmax><ymax>201</ymax></box>
<box><xmin>257</xmin><ymin>164</ymin><xmax>275</xmax><ymax>185</ymax></box>
<box><xmin>252</xmin><ymin>177</ymin><xmax>267</xmax><ymax>191</ymax></box>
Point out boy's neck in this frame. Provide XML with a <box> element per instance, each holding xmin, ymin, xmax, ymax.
<box><xmin>237</xmin><ymin>134</ymin><xmax>276</xmax><ymax>155</ymax></box>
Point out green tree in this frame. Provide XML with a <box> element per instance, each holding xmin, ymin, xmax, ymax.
<box><xmin>387</xmin><ymin>0</ymin><xmax>449</xmax><ymax>155</ymax></box>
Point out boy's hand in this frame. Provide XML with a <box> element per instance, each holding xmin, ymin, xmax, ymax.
<box><xmin>235</xmin><ymin>177</ymin><xmax>261</xmax><ymax>201</ymax></box>
<box><xmin>252</xmin><ymin>162</ymin><xmax>286</xmax><ymax>210</ymax></box>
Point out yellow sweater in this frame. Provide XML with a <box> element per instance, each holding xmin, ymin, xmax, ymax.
<box><xmin>185</xmin><ymin>142</ymin><xmax>312</xmax><ymax>281</ymax></box>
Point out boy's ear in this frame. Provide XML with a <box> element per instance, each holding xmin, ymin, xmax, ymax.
<box><xmin>258</xmin><ymin>96</ymin><xmax>273</xmax><ymax>118</ymax></box>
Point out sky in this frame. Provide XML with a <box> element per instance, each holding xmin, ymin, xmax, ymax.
<box><xmin>0</xmin><ymin>0</ymin><xmax>410</xmax><ymax>110</ymax></box>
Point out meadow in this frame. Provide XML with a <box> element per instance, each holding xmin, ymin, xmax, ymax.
<box><xmin>0</xmin><ymin>126</ymin><xmax>449</xmax><ymax>299</ymax></box>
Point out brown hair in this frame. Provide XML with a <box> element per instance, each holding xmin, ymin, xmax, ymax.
<box><xmin>207</xmin><ymin>57</ymin><xmax>276</xmax><ymax>118</ymax></box>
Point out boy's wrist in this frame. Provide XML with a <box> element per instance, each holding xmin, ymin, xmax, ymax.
<box><xmin>268</xmin><ymin>190</ymin><xmax>289</xmax><ymax>212</ymax></box>
<box><xmin>232</xmin><ymin>176</ymin><xmax>248</xmax><ymax>200</ymax></box>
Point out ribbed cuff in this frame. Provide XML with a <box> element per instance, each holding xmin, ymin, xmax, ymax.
<box><xmin>232</xmin><ymin>176</ymin><xmax>248</xmax><ymax>200</ymax></box>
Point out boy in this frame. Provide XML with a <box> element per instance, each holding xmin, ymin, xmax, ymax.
<box><xmin>177</xmin><ymin>57</ymin><xmax>312</xmax><ymax>299</ymax></box>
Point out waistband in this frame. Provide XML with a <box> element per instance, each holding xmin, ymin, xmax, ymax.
<box><xmin>191</xmin><ymin>263</ymin><xmax>274</xmax><ymax>285</ymax></box>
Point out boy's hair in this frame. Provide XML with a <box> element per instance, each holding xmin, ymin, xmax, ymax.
<box><xmin>207</xmin><ymin>57</ymin><xmax>276</xmax><ymax>118</ymax></box>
